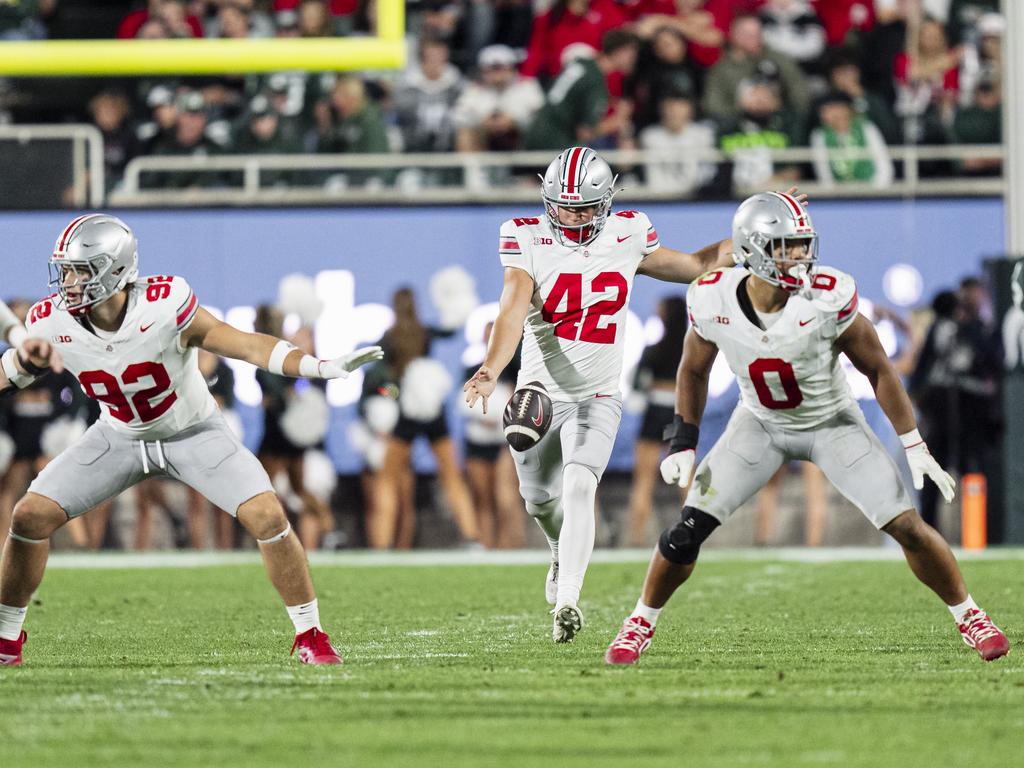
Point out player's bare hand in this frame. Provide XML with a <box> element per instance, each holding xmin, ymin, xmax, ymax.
<box><xmin>19</xmin><ymin>338</ymin><xmax>63</xmax><ymax>374</ymax></box>
<box><xmin>783</xmin><ymin>186</ymin><xmax>810</xmax><ymax>207</ymax></box>
<box><xmin>464</xmin><ymin>366</ymin><xmax>497</xmax><ymax>414</ymax></box>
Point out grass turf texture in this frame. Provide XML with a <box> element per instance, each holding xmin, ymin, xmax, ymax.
<box><xmin>2</xmin><ymin>558</ymin><xmax>1021</xmax><ymax>768</ymax></box>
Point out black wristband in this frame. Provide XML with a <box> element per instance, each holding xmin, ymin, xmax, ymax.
<box><xmin>663</xmin><ymin>415</ymin><xmax>699</xmax><ymax>454</ymax></box>
<box><xmin>16</xmin><ymin>351</ymin><xmax>49</xmax><ymax>377</ymax></box>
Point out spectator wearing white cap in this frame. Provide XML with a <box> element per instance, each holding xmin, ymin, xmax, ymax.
<box><xmin>959</xmin><ymin>11</ymin><xmax>1003</xmax><ymax>107</ymax></box>
<box><xmin>453</xmin><ymin>45</ymin><xmax>543</xmax><ymax>153</ymax></box>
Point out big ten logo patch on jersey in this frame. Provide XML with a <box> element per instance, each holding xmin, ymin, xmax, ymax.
<box><xmin>52</xmin><ymin>335</ymin><xmax>72</xmax><ymax>344</ymax></box>
<box><xmin>713</xmin><ymin>315</ymin><xmax>730</xmax><ymax>325</ymax></box>
<box><xmin>534</xmin><ymin>237</ymin><xmax>553</xmax><ymax>246</ymax></box>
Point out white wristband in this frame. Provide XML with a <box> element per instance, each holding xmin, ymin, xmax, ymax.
<box><xmin>298</xmin><ymin>354</ymin><xmax>322</xmax><ymax>378</ymax></box>
<box><xmin>899</xmin><ymin>429</ymin><xmax>924</xmax><ymax>449</ymax></box>
<box><xmin>268</xmin><ymin>340</ymin><xmax>296</xmax><ymax>375</ymax></box>
<box><xmin>6</xmin><ymin>325</ymin><xmax>27</xmax><ymax>348</ymax></box>
<box><xmin>1</xmin><ymin>347</ymin><xmax>35</xmax><ymax>389</ymax></box>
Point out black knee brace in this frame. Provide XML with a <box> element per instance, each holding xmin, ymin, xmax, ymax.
<box><xmin>658</xmin><ymin>506</ymin><xmax>720</xmax><ymax>565</ymax></box>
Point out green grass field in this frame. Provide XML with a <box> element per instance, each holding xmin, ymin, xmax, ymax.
<box><xmin>2</xmin><ymin>553</ymin><xmax>1021</xmax><ymax>768</ymax></box>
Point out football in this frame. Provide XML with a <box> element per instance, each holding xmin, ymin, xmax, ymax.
<box><xmin>503</xmin><ymin>381</ymin><xmax>553</xmax><ymax>451</ymax></box>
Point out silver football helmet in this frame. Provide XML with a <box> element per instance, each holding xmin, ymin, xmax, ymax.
<box><xmin>540</xmin><ymin>146</ymin><xmax>618</xmax><ymax>246</ymax></box>
<box><xmin>49</xmin><ymin>213</ymin><xmax>139</xmax><ymax>315</ymax></box>
<box><xmin>732</xmin><ymin>192</ymin><xmax>818</xmax><ymax>293</ymax></box>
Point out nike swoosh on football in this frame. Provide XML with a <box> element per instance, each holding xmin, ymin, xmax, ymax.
<box><xmin>140</xmin><ymin>322</ymin><xmax>155</xmax><ymax>332</ymax></box>
<box><xmin>799</xmin><ymin>318</ymin><xmax>813</xmax><ymax>327</ymax></box>
<box><xmin>531</xmin><ymin>399</ymin><xmax>545</xmax><ymax>427</ymax></box>
<box><xmin>617</xmin><ymin>235</ymin><xmax>631</xmax><ymax>242</ymax></box>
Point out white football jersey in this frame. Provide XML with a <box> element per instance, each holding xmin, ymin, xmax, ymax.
<box><xmin>25</xmin><ymin>275</ymin><xmax>216</xmax><ymax>440</ymax></box>
<box><xmin>688</xmin><ymin>265</ymin><xmax>859</xmax><ymax>429</ymax></box>
<box><xmin>499</xmin><ymin>210</ymin><xmax>660</xmax><ymax>401</ymax></box>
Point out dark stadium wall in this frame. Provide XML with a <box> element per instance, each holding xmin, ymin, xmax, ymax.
<box><xmin>0</xmin><ymin>198</ymin><xmax>1004</xmax><ymax>475</ymax></box>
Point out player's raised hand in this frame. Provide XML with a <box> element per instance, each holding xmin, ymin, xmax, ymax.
<box><xmin>319</xmin><ymin>345</ymin><xmax>383</xmax><ymax>379</ymax></box>
<box><xmin>783</xmin><ymin>186</ymin><xmax>810</xmax><ymax>207</ymax></box>
<box><xmin>19</xmin><ymin>337</ymin><xmax>63</xmax><ymax>374</ymax></box>
<box><xmin>464</xmin><ymin>366</ymin><xmax>497</xmax><ymax>414</ymax></box>
<box><xmin>660</xmin><ymin>448</ymin><xmax>695</xmax><ymax>488</ymax></box>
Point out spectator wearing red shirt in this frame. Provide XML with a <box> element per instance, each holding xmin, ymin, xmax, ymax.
<box><xmin>893</xmin><ymin>16</ymin><xmax>960</xmax><ymax>127</ymax></box>
<box><xmin>520</xmin><ymin>0</ymin><xmax>627</xmax><ymax>82</ymax></box>
<box><xmin>118</xmin><ymin>0</ymin><xmax>204</xmax><ymax>39</ymax></box>
<box><xmin>628</xmin><ymin>0</ymin><xmax>729</xmax><ymax>68</ymax></box>
<box><xmin>811</xmin><ymin>0</ymin><xmax>874</xmax><ymax>47</ymax></box>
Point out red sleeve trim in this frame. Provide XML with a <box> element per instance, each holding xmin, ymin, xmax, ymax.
<box><xmin>838</xmin><ymin>289</ymin><xmax>859</xmax><ymax>321</ymax></box>
<box><xmin>176</xmin><ymin>293</ymin><xmax>197</xmax><ymax>327</ymax></box>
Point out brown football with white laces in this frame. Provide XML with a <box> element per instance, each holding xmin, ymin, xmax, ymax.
<box><xmin>503</xmin><ymin>382</ymin><xmax>553</xmax><ymax>451</ymax></box>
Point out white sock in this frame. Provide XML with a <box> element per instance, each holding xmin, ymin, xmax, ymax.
<box><xmin>948</xmin><ymin>595</ymin><xmax>980</xmax><ymax>624</ymax></box>
<box><xmin>286</xmin><ymin>599</ymin><xmax>322</xmax><ymax>634</ymax></box>
<box><xmin>0</xmin><ymin>603</ymin><xmax>28</xmax><ymax>641</ymax></box>
<box><xmin>633</xmin><ymin>600</ymin><xmax>662</xmax><ymax>627</ymax></box>
<box><xmin>555</xmin><ymin>464</ymin><xmax>597</xmax><ymax>607</ymax></box>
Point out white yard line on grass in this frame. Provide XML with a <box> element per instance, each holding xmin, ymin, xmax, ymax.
<box><xmin>45</xmin><ymin>547</ymin><xmax>1024</xmax><ymax>569</ymax></box>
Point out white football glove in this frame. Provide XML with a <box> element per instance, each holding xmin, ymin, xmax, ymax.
<box><xmin>318</xmin><ymin>345</ymin><xmax>384</xmax><ymax>379</ymax></box>
<box><xmin>660</xmin><ymin>449</ymin><xmax>696</xmax><ymax>488</ymax></box>
<box><xmin>902</xmin><ymin>431</ymin><xmax>956</xmax><ymax>503</ymax></box>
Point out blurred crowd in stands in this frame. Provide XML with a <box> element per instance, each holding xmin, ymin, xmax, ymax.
<box><xmin>0</xmin><ymin>0</ymin><xmax>1006</xmax><ymax>194</ymax></box>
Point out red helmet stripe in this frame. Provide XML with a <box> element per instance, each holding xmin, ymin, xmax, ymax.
<box><xmin>771</xmin><ymin>191</ymin><xmax>804</xmax><ymax>220</ymax></box>
<box><xmin>564</xmin><ymin>146</ymin><xmax>584</xmax><ymax>194</ymax></box>
<box><xmin>55</xmin><ymin>214</ymin><xmax>93</xmax><ymax>253</ymax></box>
<box><xmin>55</xmin><ymin>214</ymin><xmax>107</xmax><ymax>256</ymax></box>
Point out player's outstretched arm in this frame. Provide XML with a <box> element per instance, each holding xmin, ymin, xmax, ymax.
<box><xmin>837</xmin><ymin>314</ymin><xmax>956</xmax><ymax>502</ymax></box>
<box><xmin>637</xmin><ymin>187</ymin><xmax>809</xmax><ymax>283</ymax></box>
<box><xmin>182</xmin><ymin>306</ymin><xmax>383</xmax><ymax>379</ymax></box>
<box><xmin>0</xmin><ymin>300</ymin><xmax>26</xmax><ymax>348</ymax></box>
<box><xmin>661</xmin><ymin>328</ymin><xmax>718</xmax><ymax>488</ymax></box>
<box><xmin>0</xmin><ymin>338</ymin><xmax>63</xmax><ymax>394</ymax></box>
<box><xmin>637</xmin><ymin>239</ymin><xmax>734</xmax><ymax>283</ymax></box>
<box><xmin>464</xmin><ymin>267</ymin><xmax>534</xmax><ymax>414</ymax></box>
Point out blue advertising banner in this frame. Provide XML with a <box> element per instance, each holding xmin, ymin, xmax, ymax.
<box><xmin>1</xmin><ymin>198</ymin><xmax>1004</xmax><ymax>471</ymax></box>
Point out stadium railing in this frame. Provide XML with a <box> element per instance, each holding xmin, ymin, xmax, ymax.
<box><xmin>112</xmin><ymin>145</ymin><xmax>1004</xmax><ymax>206</ymax></box>
<box><xmin>0</xmin><ymin>124</ymin><xmax>105</xmax><ymax>208</ymax></box>
<box><xmin>0</xmin><ymin>128</ymin><xmax>1003</xmax><ymax>208</ymax></box>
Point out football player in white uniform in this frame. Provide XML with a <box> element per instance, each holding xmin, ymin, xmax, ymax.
<box><xmin>605</xmin><ymin>192</ymin><xmax>1009</xmax><ymax>665</ymax></box>
<box><xmin>463</xmin><ymin>146</ymin><xmax>750</xmax><ymax>643</ymax></box>
<box><xmin>0</xmin><ymin>214</ymin><xmax>382</xmax><ymax>666</ymax></box>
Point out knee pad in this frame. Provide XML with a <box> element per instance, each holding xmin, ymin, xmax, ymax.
<box><xmin>658</xmin><ymin>506</ymin><xmax>720</xmax><ymax>565</ymax></box>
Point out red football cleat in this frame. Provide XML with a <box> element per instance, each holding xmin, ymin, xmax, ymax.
<box><xmin>605</xmin><ymin>616</ymin><xmax>655</xmax><ymax>665</ymax></box>
<box><xmin>290</xmin><ymin>627</ymin><xmax>343</xmax><ymax>665</ymax></box>
<box><xmin>958</xmin><ymin>609</ymin><xmax>1009</xmax><ymax>662</ymax></box>
<box><xmin>0</xmin><ymin>631</ymin><xmax>26</xmax><ymax>667</ymax></box>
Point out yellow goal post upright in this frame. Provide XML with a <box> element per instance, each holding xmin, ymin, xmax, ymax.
<box><xmin>0</xmin><ymin>0</ymin><xmax>405</xmax><ymax>75</ymax></box>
